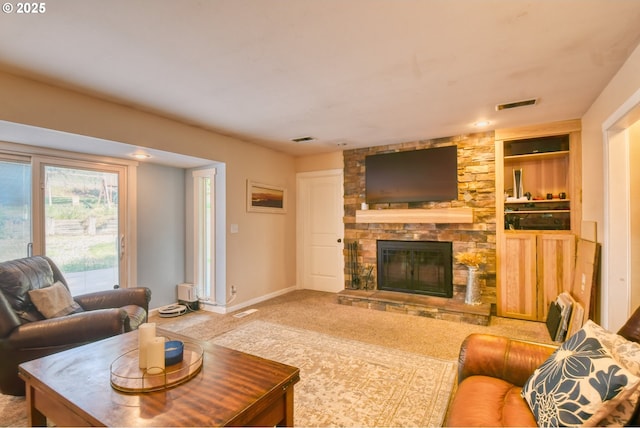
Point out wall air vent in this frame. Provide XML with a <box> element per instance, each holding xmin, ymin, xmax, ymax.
<box><xmin>496</xmin><ymin>98</ymin><xmax>538</xmax><ymax>111</ymax></box>
<box><xmin>291</xmin><ymin>136</ymin><xmax>316</xmax><ymax>143</ymax></box>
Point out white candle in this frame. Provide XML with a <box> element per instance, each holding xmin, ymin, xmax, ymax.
<box><xmin>138</xmin><ymin>323</ymin><xmax>156</xmax><ymax>369</ymax></box>
<box><xmin>146</xmin><ymin>337</ymin><xmax>165</xmax><ymax>375</ymax></box>
<box><xmin>361</xmin><ymin>202</ymin><xmax>369</xmax><ymax>210</ymax></box>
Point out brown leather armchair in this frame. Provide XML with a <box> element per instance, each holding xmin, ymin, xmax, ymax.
<box><xmin>444</xmin><ymin>307</ymin><xmax>640</xmax><ymax>426</ymax></box>
<box><xmin>0</xmin><ymin>256</ymin><xmax>151</xmax><ymax>396</ymax></box>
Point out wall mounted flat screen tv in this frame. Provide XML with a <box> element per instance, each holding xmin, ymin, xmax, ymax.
<box><xmin>365</xmin><ymin>146</ymin><xmax>458</xmax><ymax>203</ymax></box>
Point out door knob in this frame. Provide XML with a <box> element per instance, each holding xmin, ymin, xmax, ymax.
<box><xmin>337</xmin><ymin>238</ymin><xmax>342</xmax><ymax>243</ymax></box>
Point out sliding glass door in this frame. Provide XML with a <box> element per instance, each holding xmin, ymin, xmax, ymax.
<box><xmin>41</xmin><ymin>164</ymin><xmax>121</xmax><ymax>295</ymax></box>
<box><xmin>0</xmin><ymin>157</ymin><xmax>32</xmax><ymax>260</ymax></box>
<box><xmin>0</xmin><ymin>145</ymin><xmax>133</xmax><ymax>295</ymax></box>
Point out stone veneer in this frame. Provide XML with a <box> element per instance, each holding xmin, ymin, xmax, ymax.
<box><xmin>343</xmin><ymin>131</ymin><xmax>497</xmax><ymax>306</ymax></box>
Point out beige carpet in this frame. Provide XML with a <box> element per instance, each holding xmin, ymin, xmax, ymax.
<box><xmin>154</xmin><ymin>290</ymin><xmax>553</xmax><ymax>359</ymax></box>
<box><xmin>210</xmin><ymin>320</ymin><xmax>456</xmax><ymax>427</ymax></box>
<box><xmin>0</xmin><ymin>395</ymin><xmax>25</xmax><ymax>427</ymax></box>
<box><xmin>0</xmin><ymin>290</ymin><xmax>552</xmax><ymax>427</ymax></box>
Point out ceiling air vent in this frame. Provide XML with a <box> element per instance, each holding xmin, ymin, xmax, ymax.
<box><xmin>496</xmin><ymin>98</ymin><xmax>538</xmax><ymax>111</ymax></box>
<box><xmin>291</xmin><ymin>136</ymin><xmax>316</xmax><ymax>143</ymax></box>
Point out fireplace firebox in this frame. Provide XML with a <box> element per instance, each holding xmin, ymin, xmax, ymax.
<box><xmin>376</xmin><ymin>240</ymin><xmax>453</xmax><ymax>298</ymax></box>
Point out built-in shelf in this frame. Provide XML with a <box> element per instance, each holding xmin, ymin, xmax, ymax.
<box><xmin>504</xmin><ymin>150</ymin><xmax>569</xmax><ymax>162</ymax></box>
<box><xmin>355</xmin><ymin>208</ymin><xmax>473</xmax><ymax>224</ymax></box>
<box><xmin>505</xmin><ymin>199</ymin><xmax>571</xmax><ymax>204</ymax></box>
<box><xmin>505</xmin><ymin>210</ymin><xmax>570</xmax><ymax>214</ymax></box>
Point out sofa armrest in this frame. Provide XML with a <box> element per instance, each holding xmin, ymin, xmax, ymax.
<box><xmin>74</xmin><ymin>287</ymin><xmax>151</xmax><ymax>312</ymax></box>
<box><xmin>0</xmin><ymin>291</ymin><xmax>21</xmax><ymax>338</ymax></box>
<box><xmin>618</xmin><ymin>305</ymin><xmax>640</xmax><ymax>343</ymax></box>
<box><xmin>7</xmin><ymin>308</ymin><xmax>127</xmax><ymax>349</ymax></box>
<box><xmin>458</xmin><ymin>333</ymin><xmax>556</xmax><ymax>387</ymax></box>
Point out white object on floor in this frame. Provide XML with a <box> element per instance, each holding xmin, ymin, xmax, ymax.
<box><xmin>233</xmin><ymin>309</ymin><xmax>258</xmax><ymax>318</ymax></box>
<box><xmin>158</xmin><ymin>304</ymin><xmax>187</xmax><ymax>317</ymax></box>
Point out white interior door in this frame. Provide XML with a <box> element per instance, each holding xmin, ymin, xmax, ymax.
<box><xmin>297</xmin><ymin>170</ymin><xmax>344</xmax><ymax>292</ymax></box>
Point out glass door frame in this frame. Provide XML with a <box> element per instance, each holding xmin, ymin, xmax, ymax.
<box><xmin>0</xmin><ymin>141</ymin><xmax>137</xmax><ymax>289</ymax></box>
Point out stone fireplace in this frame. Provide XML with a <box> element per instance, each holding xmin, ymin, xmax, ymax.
<box><xmin>377</xmin><ymin>240</ymin><xmax>452</xmax><ymax>298</ymax></box>
<box><xmin>339</xmin><ymin>131</ymin><xmax>497</xmax><ymax>324</ymax></box>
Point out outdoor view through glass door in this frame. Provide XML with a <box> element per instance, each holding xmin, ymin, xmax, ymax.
<box><xmin>0</xmin><ymin>158</ymin><xmax>32</xmax><ymax>261</ymax></box>
<box><xmin>43</xmin><ymin>165</ymin><xmax>120</xmax><ymax>295</ymax></box>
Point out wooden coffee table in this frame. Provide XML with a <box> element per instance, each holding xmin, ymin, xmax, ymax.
<box><xmin>18</xmin><ymin>328</ymin><xmax>300</xmax><ymax>426</ymax></box>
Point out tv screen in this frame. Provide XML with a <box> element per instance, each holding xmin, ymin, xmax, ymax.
<box><xmin>365</xmin><ymin>146</ymin><xmax>458</xmax><ymax>203</ymax></box>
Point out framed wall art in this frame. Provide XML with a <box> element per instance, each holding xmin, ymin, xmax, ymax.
<box><xmin>247</xmin><ymin>180</ymin><xmax>287</xmax><ymax>213</ymax></box>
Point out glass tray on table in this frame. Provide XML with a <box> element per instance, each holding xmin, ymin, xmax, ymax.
<box><xmin>110</xmin><ymin>341</ymin><xmax>204</xmax><ymax>393</ymax></box>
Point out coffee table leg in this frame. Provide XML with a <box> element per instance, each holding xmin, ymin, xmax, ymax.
<box><xmin>279</xmin><ymin>386</ymin><xmax>295</xmax><ymax>427</ymax></box>
<box><xmin>25</xmin><ymin>383</ymin><xmax>47</xmax><ymax>427</ymax></box>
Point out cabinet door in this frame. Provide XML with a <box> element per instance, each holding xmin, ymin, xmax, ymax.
<box><xmin>537</xmin><ymin>234</ymin><xmax>576</xmax><ymax>320</ymax></box>
<box><xmin>499</xmin><ymin>233</ymin><xmax>538</xmax><ymax>320</ymax></box>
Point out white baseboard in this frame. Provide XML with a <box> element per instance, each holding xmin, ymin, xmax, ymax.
<box><xmin>148</xmin><ymin>285</ymin><xmax>299</xmax><ymax>316</ymax></box>
<box><xmin>200</xmin><ymin>285</ymin><xmax>299</xmax><ymax>314</ymax></box>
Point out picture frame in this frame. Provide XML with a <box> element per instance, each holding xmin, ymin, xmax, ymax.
<box><xmin>247</xmin><ymin>180</ymin><xmax>287</xmax><ymax>213</ymax></box>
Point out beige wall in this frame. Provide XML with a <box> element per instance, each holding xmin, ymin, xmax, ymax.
<box><xmin>295</xmin><ymin>151</ymin><xmax>343</xmax><ymax>172</ymax></box>
<box><xmin>0</xmin><ymin>70</ymin><xmax>297</xmax><ymax>307</ymax></box>
<box><xmin>582</xmin><ymin>43</ymin><xmax>640</xmax><ymax>241</ymax></box>
<box><xmin>631</xmin><ymin>122</ymin><xmax>640</xmax><ymax>314</ymax></box>
<box><xmin>582</xmin><ymin>42</ymin><xmax>640</xmax><ymax>327</ymax></box>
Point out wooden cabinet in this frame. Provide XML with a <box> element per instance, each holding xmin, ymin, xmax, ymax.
<box><xmin>537</xmin><ymin>234</ymin><xmax>576</xmax><ymax>320</ymax></box>
<box><xmin>499</xmin><ymin>233</ymin><xmax>575</xmax><ymax>321</ymax></box>
<box><xmin>496</xmin><ymin>120</ymin><xmax>581</xmax><ymax>321</ymax></box>
<box><xmin>500</xmin><ymin>233</ymin><xmax>537</xmax><ymax>320</ymax></box>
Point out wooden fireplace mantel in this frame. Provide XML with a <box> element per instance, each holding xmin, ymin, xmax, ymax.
<box><xmin>355</xmin><ymin>207</ymin><xmax>473</xmax><ymax>224</ymax></box>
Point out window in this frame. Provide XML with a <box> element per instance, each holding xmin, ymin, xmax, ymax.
<box><xmin>192</xmin><ymin>168</ymin><xmax>216</xmax><ymax>301</ymax></box>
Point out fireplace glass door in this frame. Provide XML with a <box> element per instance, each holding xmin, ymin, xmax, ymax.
<box><xmin>377</xmin><ymin>240</ymin><xmax>452</xmax><ymax>298</ymax></box>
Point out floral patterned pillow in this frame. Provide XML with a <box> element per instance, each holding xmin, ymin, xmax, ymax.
<box><xmin>521</xmin><ymin>325</ymin><xmax>640</xmax><ymax>427</ymax></box>
<box><xmin>581</xmin><ymin>320</ymin><xmax>640</xmax><ymax>426</ymax></box>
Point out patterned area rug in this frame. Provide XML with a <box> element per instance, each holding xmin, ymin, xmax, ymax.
<box><xmin>211</xmin><ymin>320</ymin><xmax>457</xmax><ymax>427</ymax></box>
<box><xmin>0</xmin><ymin>320</ymin><xmax>457</xmax><ymax>427</ymax></box>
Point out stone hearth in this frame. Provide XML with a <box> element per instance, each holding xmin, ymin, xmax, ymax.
<box><xmin>337</xmin><ymin>289</ymin><xmax>491</xmax><ymax>326</ymax></box>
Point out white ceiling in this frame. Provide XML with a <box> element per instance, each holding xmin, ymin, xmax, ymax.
<box><xmin>1</xmin><ymin>0</ymin><xmax>640</xmax><ymax>157</ymax></box>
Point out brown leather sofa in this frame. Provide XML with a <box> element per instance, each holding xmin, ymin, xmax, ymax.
<box><xmin>445</xmin><ymin>307</ymin><xmax>640</xmax><ymax>426</ymax></box>
<box><xmin>0</xmin><ymin>256</ymin><xmax>151</xmax><ymax>396</ymax></box>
